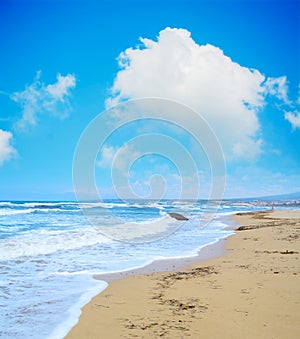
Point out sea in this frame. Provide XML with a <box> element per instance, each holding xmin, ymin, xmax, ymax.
<box><xmin>0</xmin><ymin>199</ymin><xmax>298</xmax><ymax>338</ymax></box>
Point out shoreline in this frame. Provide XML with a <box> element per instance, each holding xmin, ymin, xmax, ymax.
<box><xmin>93</xmin><ymin>214</ymin><xmax>236</xmax><ymax>283</ymax></box>
<box><xmin>66</xmin><ymin>209</ymin><xmax>300</xmax><ymax>338</ymax></box>
<box><xmin>93</xmin><ymin>236</ymin><xmax>229</xmax><ymax>283</ymax></box>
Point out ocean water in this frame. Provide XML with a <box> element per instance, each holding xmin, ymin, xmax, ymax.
<box><xmin>0</xmin><ymin>199</ymin><xmax>297</xmax><ymax>338</ymax></box>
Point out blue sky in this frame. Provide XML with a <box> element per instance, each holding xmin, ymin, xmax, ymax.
<box><xmin>0</xmin><ymin>0</ymin><xmax>299</xmax><ymax>200</ymax></box>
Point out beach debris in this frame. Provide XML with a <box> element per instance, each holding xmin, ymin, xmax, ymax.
<box><xmin>236</xmin><ymin>218</ymin><xmax>299</xmax><ymax>231</ymax></box>
<box><xmin>255</xmin><ymin>250</ymin><xmax>298</xmax><ymax>255</ymax></box>
<box><xmin>168</xmin><ymin>212</ymin><xmax>189</xmax><ymax>221</ymax></box>
<box><xmin>280</xmin><ymin>250</ymin><xmax>299</xmax><ymax>254</ymax></box>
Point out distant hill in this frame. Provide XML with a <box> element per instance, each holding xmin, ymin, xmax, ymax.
<box><xmin>247</xmin><ymin>192</ymin><xmax>300</xmax><ymax>201</ymax></box>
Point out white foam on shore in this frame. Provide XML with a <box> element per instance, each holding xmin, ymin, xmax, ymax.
<box><xmin>47</xmin><ymin>278</ymin><xmax>108</xmax><ymax>339</ymax></box>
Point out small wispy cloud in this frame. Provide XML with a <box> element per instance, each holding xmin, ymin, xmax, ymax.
<box><xmin>264</xmin><ymin>76</ymin><xmax>290</xmax><ymax>105</ymax></box>
<box><xmin>97</xmin><ymin>144</ymin><xmax>141</xmax><ymax>172</ymax></box>
<box><xmin>96</xmin><ymin>145</ymin><xmax>118</xmax><ymax>168</ymax></box>
<box><xmin>0</xmin><ymin>129</ymin><xmax>17</xmax><ymax>166</ymax></box>
<box><xmin>12</xmin><ymin>71</ymin><xmax>76</xmax><ymax>130</ymax></box>
<box><xmin>283</xmin><ymin>85</ymin><xmax>300</xmax><ymax>130</ymax></box>
<box><xmin>284</xmin><ymin>110</ymin><xmax>300</xmax><ymax>130</ymax></box>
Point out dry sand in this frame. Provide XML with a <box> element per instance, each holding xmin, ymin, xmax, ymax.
<box><xmin>66</xmin><ymin>210</ymin><xmax>300</xmax><ymax>338</ymax></box>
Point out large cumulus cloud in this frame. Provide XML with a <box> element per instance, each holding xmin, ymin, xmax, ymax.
<box><xmin>106</xmin><ymin>27</ymin><xmax>288</xmax><ymax>160</ymax></box>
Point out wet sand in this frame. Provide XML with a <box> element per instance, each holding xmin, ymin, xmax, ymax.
<box><xmin>66</xmin><ymin>210</ymin><xmax>300</xmax><ymax>338</ymax></box>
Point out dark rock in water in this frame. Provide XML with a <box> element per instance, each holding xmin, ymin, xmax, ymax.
<box><xmin>168</xmin><ymin>212</ymin><xmax>189</xmax><ymax>221</ymax></box>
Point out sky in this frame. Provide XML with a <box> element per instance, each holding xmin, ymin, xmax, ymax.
<box><xmin>0</xmin><ymin>0</ymin><xmax>299</xmax><ymax>201</ymax></box>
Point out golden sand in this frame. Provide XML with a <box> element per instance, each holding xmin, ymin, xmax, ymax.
<box><xmin>66</xmin><ymin>210</ymin><xmax>300</xmax><ymax>338</ymax></box>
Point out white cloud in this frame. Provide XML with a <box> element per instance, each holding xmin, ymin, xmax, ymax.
<box><xmin>106</xmin><ymin>27</ymin><xmax>291</xmax><ymax>161</ymax></box>
<box><xmin>284</xmin><ymin>110</ymin><xmax>300</xmax><ymax>130</ymax></box>
<box><xmin>96</xmin><ymin>145</ymin><xmax>118</xmax><ymax>168</ymax></box>
<box><xmin>114</xmin><ymin>144</ymin><xmax>141</xmax><ymax>171</ymax></box>
<box><xmin>264</xmin><ymin>76</ymin><xmax>290</xmax><ymax>104</ymax></box>
<box><xmin>232</xmin><ymin>138</ymin><xmax>263</xmax><ymax>159</ymax></box>
<box><xmin>0</xmin><ymin>129</ymin><xmax>16</xmax><ymax>166</ymax></box>
<box><xmin>12</xmin><ymin>71</ymin><xmax>76</xmax><ymax>130</ymax></box>
<box><xmin>284</xmin><ymin>86</ymin><xmax>300</xmax><ymax>130</ymax></box>
<box><xmin>97</xmin><ymin>144</ymin><xmax>141</xmax><ymax>171</ymax></box>
<box><xmin>46</xmin><ymin>73</ymin><xmax>76</xmax><ymax>101</ymax></box>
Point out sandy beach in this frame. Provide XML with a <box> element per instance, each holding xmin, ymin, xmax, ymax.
<box><xmin>66</xmin><ymin>210</ymin><xmax>300</xmax><ymax>338</ymax></box>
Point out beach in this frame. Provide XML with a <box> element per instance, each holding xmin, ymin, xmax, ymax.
<box><xmin>66</xmin><ymin>209</ymin><xmax>300</xmax><ymax>338</ymax></box>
